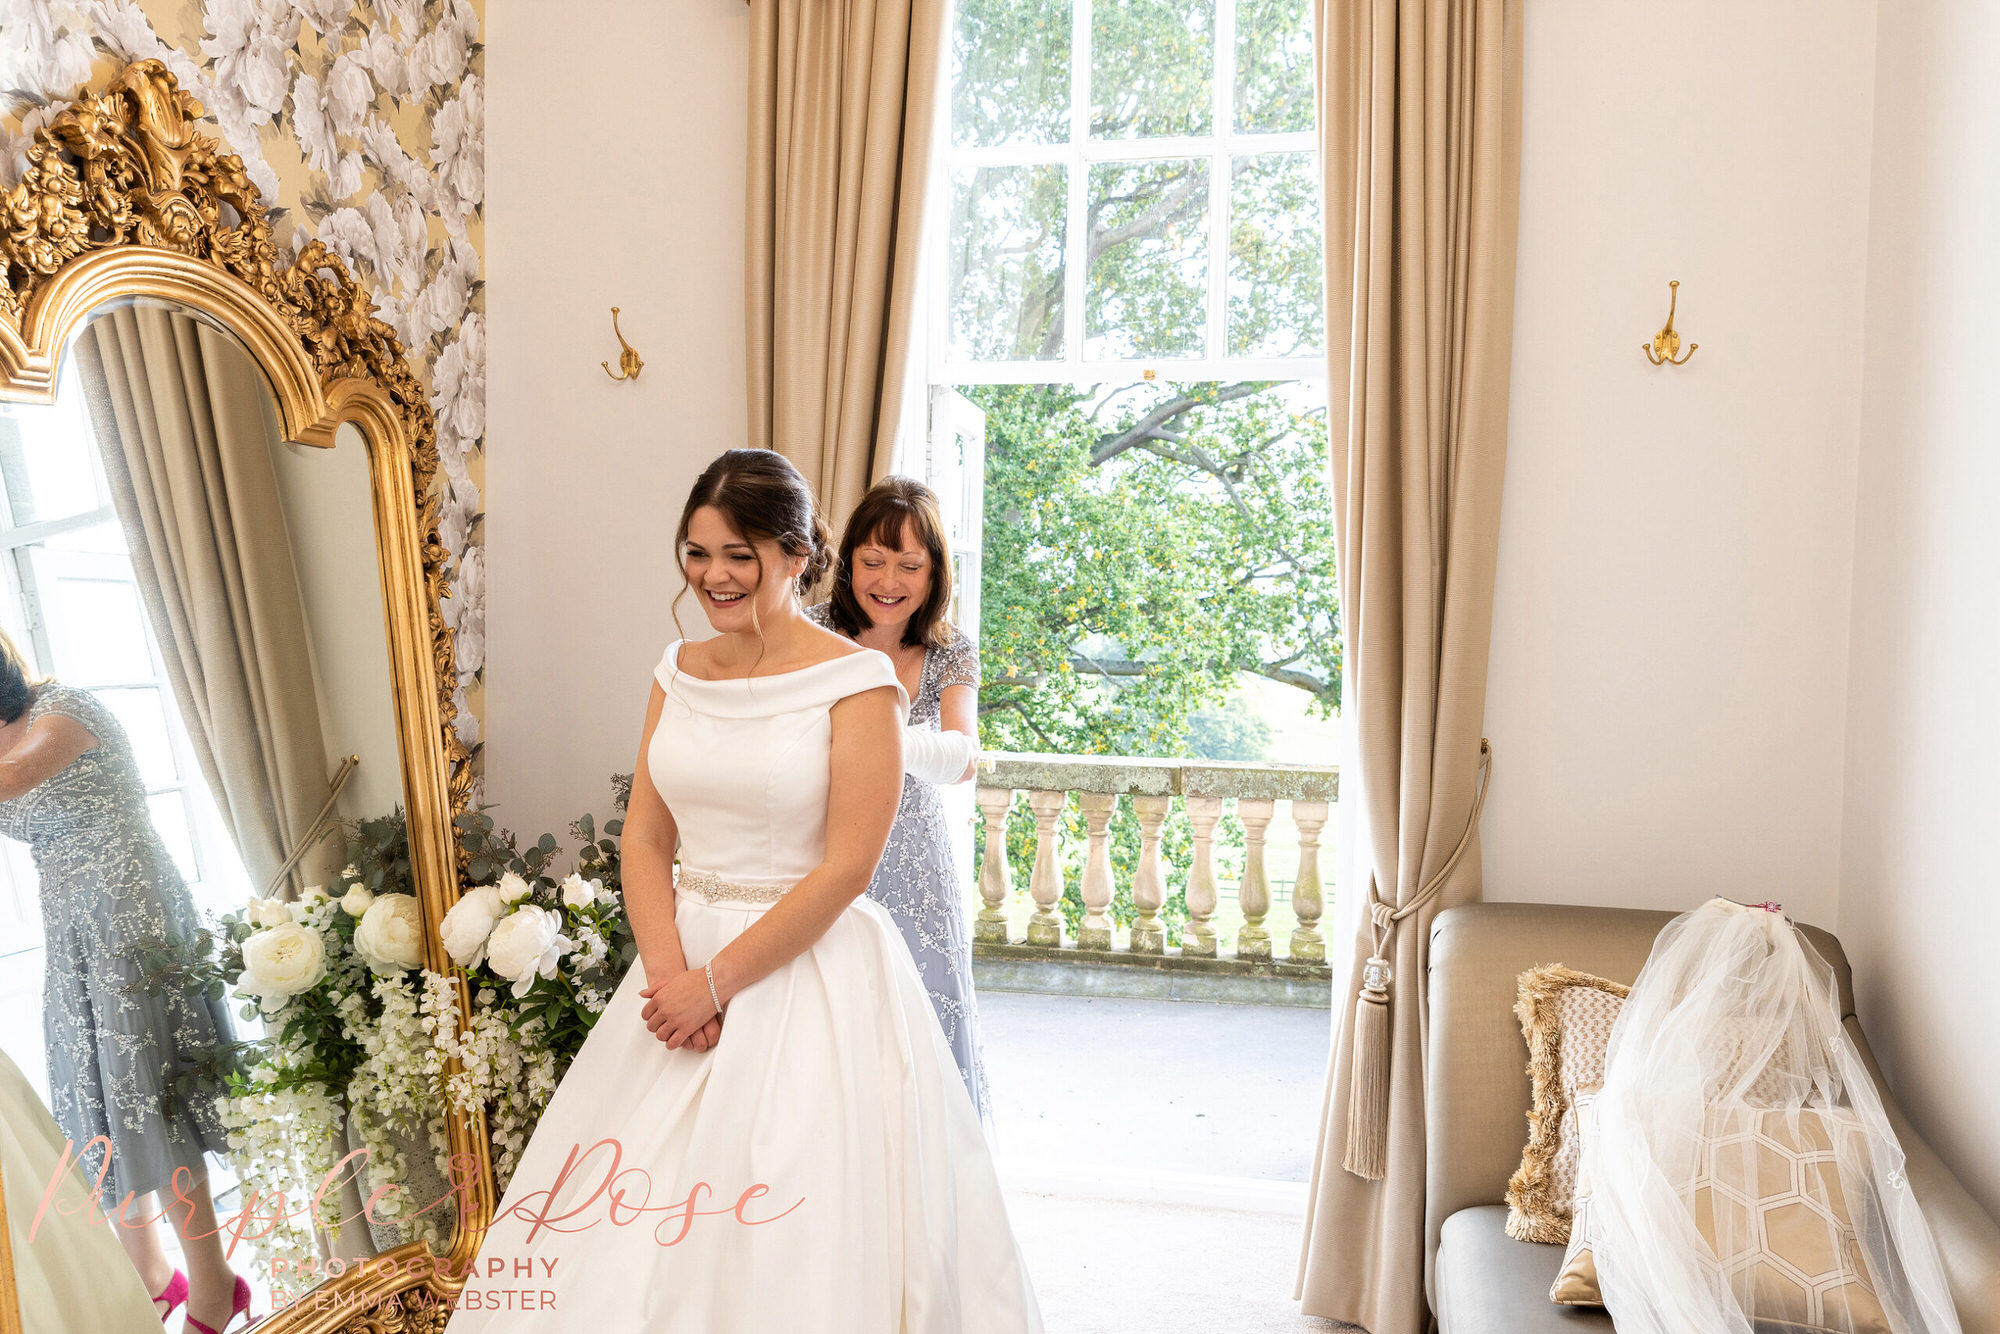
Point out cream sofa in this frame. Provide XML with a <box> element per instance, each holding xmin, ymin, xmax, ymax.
<box><xmin>1426</xmin><ymin>902</ymin><xmax>2000</xmax><ymax>1334</ymax></box>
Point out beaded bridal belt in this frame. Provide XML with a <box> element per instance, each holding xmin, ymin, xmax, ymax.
<box><xmin>675</xmin><ymin>867</ymin><xmax>791</xmax><ymax>906</ymax></box>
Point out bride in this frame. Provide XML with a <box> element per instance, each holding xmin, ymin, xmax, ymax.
<box><xmin>445</xmin><ymin>449</ymin><xmax>1043</xmax><ymax>1332</ymax></box>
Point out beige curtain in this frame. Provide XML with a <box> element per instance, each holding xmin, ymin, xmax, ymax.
<box><xmin>1294</xmin><ymin>2</ymin><xmax>1523</xmax><ymax>1331</ymax></box>
<box><xmin>745</xmin><ymin>0</ymin><xmax>945</xmax><ymax>522</ymax></box>
<box><xmin>73</xmin><ymin>306</ymin><xmax>334</xmax><ymax>898</ymax></box>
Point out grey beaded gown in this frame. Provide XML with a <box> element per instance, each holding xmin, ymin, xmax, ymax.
<box><xmin>807</xmin><ymin>605</ymin><xmax>992</xmax><ymax>1126</ymax></box>
<box><xmin>0</xmin><ymin>683</ymin><xmax>235</xmax><ymax>1206</ymax></box>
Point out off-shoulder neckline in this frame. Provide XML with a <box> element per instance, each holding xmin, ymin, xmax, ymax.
<box><xmin>665</xmin><ymin>638</ymin><xmax>877</xmax><ymax>684</ymax></box>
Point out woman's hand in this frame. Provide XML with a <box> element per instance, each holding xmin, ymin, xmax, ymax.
<box><xmin>638</xmin><ymin>968</ymin><xmax>723</xmax><ymax>1049</ymax></box>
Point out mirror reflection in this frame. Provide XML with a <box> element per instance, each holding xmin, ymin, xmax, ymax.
<box><xmin>0</xmin><ymin>298</ymin><xmax>412</xmax><ymax>1332</ymax></box>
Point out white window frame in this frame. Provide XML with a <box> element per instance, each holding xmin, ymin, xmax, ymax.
<box><xmin>930</xmin><ymin>0</ymin><xmax>1326</xmax><ymax>388</ymax></box>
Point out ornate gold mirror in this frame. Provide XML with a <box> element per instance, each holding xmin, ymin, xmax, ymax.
<box><xmin>0</xmin><ymin>62</ymin><xmax>489</xmax><ymax>1334</ymax></box>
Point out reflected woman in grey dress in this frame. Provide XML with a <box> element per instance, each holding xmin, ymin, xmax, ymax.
<box><xmin>809</xmin><ymin>478</ymin><xmax>992</xmax><ymax>1127</ymax></box>
<box><xmin>0</xmin><ymin>632</ymin><xmax>251</xmax><ymax>1331</ymax></box>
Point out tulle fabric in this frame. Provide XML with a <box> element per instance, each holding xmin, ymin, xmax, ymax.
<box><xmin>1589</xmin><ymin>897</ymin><xmax>1962</xmax><ymax>1334</ymax></box>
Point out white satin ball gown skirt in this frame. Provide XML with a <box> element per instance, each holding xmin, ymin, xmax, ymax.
<box><xmin>0</xmin><ymin>1047</ymin><xmax>161</xmax><ymax>1334</ymax></box>
<box><xmin>446</xmin><ymin>880</ymin><xmax>1044</xmax><ymax>1333</ymax></box>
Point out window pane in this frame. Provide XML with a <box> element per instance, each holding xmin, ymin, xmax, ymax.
<box><xmin>1086</xmin><ymin>158</ymin><xmax>1209</xmax><ymax>360</ymax></box>
<box><xmin>46</xmin><ymin>520</ymin><xmax>128</xmax><ymax>556</ymax></box>
<box><xmin>1091</xmin><ymin>0</ymin><xmax>1214</xmax><ymax>140</ymax></box>
<box><xmin>1229</xmin><ymin>152</ymin><xmax>1323</xmax><ymax>356</ymax></box>
<box><xmin>98</xmin><ymin>687</ymin><xmax>179</xmax><ymax>789</ymax></box>
<box><xmin>953</xmin><ymin>0</ymin><xmax>1071</xmax><ymax>146</ymax></box>
<box><xmin>1234</xmin><ymin>0</ymin><xmax>1315</xmax><ymax>133</ymax></box>
<box><xmin>0</xmin><ymin>399</ymin><xmax>102</xmax><ymax>528</ymax></box>
<box><xmin>147</xmin><ymin>791</ymin><xmax>200</xmax><ymax>884</ymax></box>
<box><xmin>949</xmin><ymin>164</ymin><xmax>1069</xmax><ymax>362</ymax></box>
<box><xmin>46</xmin><ymin>572</ymin><xmax>154</xmax><ymax>684</ymax></box>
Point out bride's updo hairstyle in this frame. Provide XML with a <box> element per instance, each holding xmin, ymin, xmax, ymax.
<box><xmin>672</xmin><ymin>449</ymin><xmax>833</xmax><ymax>636</ymax></box>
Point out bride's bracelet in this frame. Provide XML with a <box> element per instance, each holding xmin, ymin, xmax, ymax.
<box><xmin>702</xmin><ymin>961</ymin><xmax>722</xmax><ymax>1017</ymax></box>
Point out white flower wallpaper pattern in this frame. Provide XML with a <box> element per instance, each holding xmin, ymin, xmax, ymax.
<box><xmin>0</xmin><ymin>0</ymin><xmax>487</xmax><ymax>785</ymax></box>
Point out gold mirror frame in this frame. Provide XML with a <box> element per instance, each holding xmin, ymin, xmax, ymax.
<box><xmin>0</xmin><ymin>60</ymin><xmax>489</xmax><ymax>1334</ymax></box>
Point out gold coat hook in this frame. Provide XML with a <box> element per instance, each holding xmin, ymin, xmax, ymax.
<box><xmin>602</xmin><ymin>306</ymin><xmax>644</xmax><ymax>381</ymax></box>
<box><xmin>1643</xmin><ymin>280</ymin><xmax>1697</xmax><ymax>366</ymax></box>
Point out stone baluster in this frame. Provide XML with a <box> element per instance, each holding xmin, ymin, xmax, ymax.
<box><xmin>1181</xmin><ymin>795</ymin><xmax>1224</xmax><ymax>958</ymax></box>
<box><xmin>1235</xmin><ymin>798</ymin><xmax>1275</xmax><ymax>960</ymax></box>
<box><xmin>1128</xmin><ymin>795</ymin><xmax>1171</xmax><ymax>954</ymax></box>
<box><xmin>1076</xmin><ymin>792</ymin><xmax>1118</xmax><ymax>950</ymax></box>
<box><xmin>975</xmin><ymin>787</ymin><xmax>1017</xmax><ymax>945</ymax></box>
<box><xmin>1025</xmin><ymin>789</ymin><xmax>1068</xmax><ymax>947</ymax></box>
<box><xmin>1288</xmin><ymin>799</ymin><xmax>1329</xmax><ymax>963</ymax></box>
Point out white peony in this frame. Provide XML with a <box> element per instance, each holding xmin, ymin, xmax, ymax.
<box><xmin>341</xmin><ymin>884</ymin><xmax>376</xmax><ymax>916</ymax></box>
<box><xmin>485</xmin><ymin>906</ymin><xmax>573</xmax><ymax>999</ymax></box>
<box><xmin>354</xmin><ymin>893</ymin><xmax>424</xmax><ymax>973</ymax></box>
<box><xmin>239</xmin><ymin>923</ymin><xmax>327</xmax><ymax>1009</ymax></box>
<box><xmin>559</xmin><ymin>873</ymin><xmax>599</xmax><ymax>910</ymax></box>
<box><xmin>497</xmin><ymin>870</ymin><xmax>531</xmax><ymax>904</ymax></box>
<box><xmin>439</xmin><ymin>883</ymin><xmax>504</xmax><ymax>968</ymax></box>
<box><xmin>250</xmin><ymin>897</ymin><xmax>293</xmax><ymax>928</ymax></box>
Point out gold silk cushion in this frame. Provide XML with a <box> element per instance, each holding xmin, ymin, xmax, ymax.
<box><xmin>1505</xmin><ymin>965</ymin><xmax>1631</xmax><ymax>1242</ymax></box>
<box><xmin>1552</xmin><ymin>1092</ymin><xmax>1892</xmax><ymax>1334</ymax></box>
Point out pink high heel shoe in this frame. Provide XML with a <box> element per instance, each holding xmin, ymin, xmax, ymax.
<box><xmin>151</xmin><ymin>1269</ymin><xmax>187</xmax><ymax>1323</ymax></box>
<box><xmin>184</xmin><ymin>1273</ymin><xmax>255</xmax><ymax>1334</ymax></box>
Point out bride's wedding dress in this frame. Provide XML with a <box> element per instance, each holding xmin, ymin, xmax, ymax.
<box><xmin>445</xmin><ymin>642</ymin><xmax>1043</xmax><ymax>1332</ymax></box>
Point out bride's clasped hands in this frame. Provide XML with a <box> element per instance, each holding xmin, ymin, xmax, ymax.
<box><xmin>636</xmin><ymin>965</ymin><xmax>724</xmax><ymax>1050</ymax></box>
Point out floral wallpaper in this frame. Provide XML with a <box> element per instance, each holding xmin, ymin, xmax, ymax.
<box><xmin>0</xmin><ymin>0</ymin><xmax>488</xmax><ymax>790</ymax></box>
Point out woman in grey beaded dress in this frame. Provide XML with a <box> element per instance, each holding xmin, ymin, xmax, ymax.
<box><xmin>808</xmin><ymin>477</ymin><xmax>992</xmax><ymax>1127</ymax></box>
<box><xmin>0</xmin><ymin>631</ymin><xmax>250</xmax><ymax>1330</ymax></box>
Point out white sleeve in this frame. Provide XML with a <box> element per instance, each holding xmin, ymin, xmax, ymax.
<box><xmin>902</xmin><ymin>725</ymin><xmax>978</xmax><ymax>786</ymax></box>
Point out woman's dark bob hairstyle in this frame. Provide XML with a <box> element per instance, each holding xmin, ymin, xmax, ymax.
<box><xmin>823</xmin><ymin>476</ymin><xmax>955</xmax><ymax>650</ymax></box>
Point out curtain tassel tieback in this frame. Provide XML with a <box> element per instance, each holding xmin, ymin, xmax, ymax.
<box><xmin>1342</xmin><ymin>739</ymin><xmax>1493</xmax><ymax>1181</ymax></box>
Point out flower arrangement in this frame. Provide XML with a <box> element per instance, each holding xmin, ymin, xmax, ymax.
<box><xmin>433</xmin><ymin>789</ymin><xmax>635</xmax><ymax>1189</ymax></box>
<box><xmin>192</xmin><ymin>812</ymin><xmax>452</xmax><ymax>1276</ymax></box>
<box><xmin>144</xmin><ymin>782</ymin><xmax>635</xmax><ymax>1287</ymax></box>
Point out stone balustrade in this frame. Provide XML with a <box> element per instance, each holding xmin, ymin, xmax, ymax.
<box><xmin>973</xmin><ymin>752</ymin><xmax>1339</xmax><ymax>972</ymax></box>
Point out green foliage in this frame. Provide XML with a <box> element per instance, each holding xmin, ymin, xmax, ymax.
<box><xmin>974</xmin><ymin>379</ymin><xmax>1339</xmax><ymax>759</ymax></box>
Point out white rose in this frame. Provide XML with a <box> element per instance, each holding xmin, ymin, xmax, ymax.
<box><xmin>485</xmin><ymin>906</ymin><xmax>573</xmax><ymax>998</ymax></box>
<box><xmin>497</xmin><ymin>870</ymin><xmax>532</xmax><ymax>904</ymax></box>
<box><xmin>439</xmin><ymin>884</ymin><xmax>504</xmax><ymax>968</ymax></box>
<box><xmin>354</xmin><ymin>894</ymin><xmax>424</xmax><ymax>973</ymax></box>
<box><xmin>341</xmin><ymin>885</ymin><xmax>376</xmax><ymax>917</ymax></box>
<box><xmin>559</xmin><ymin>873</ymin><xmax>599</xmax><ymax>909</ymax></box>
<box><xmin>239</xmin><ymin>924</ymin><xmax>327</xmax><ymax>1009</ymax></box>
<box><xmin>300</xmin><ymin>884</ymin><xmax>328</xmax><ymax>902</ymax></box>
<box><xmin>252</xmin><ymin>898</ymin><xmax>293</xmax><ymax>928</ymax></box>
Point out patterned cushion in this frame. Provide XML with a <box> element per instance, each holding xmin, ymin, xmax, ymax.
<box><xmin>1505</xmin><ymin>965</ymin><xmax>1630</xmax><ymax>1243</ymax></box>
<box><xmin>1553</xmin><ymin>1093</ymin><xmax>1892</xmax><ymax>1334</ymax></box>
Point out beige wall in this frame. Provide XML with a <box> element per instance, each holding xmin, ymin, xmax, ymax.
<box><xmin>1839</xmin><ymin>0</ymin><xmax>2000</xmax><ymax>1221</ymax></box>
<box><xmin>482</xmin><ymin>0</ymin><xmax>748</xmax><ymax>839</ymax></box>
<box><xmin>1479</xmin><ymin>0</ymin><xmax>1880</xmax><ymax>930</ymax></box>
<box><xmin>268</xmin><ymin>423</ymin><xmax>407</xmax><ymax>827</ymax></box>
